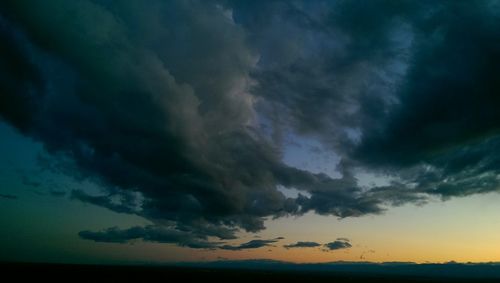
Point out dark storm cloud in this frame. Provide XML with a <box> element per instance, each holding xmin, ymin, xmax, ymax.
<box><xmin>219</xmin><ymin>239</ymin><xmax>280</xmax><ymax>251</ymax></box>
<box><xmin>283</xmin><ymin>241</ymin><xmax>321</xmax><ymax>249</ymax></box>
<box><xmin>228</xmin><ymin>0</ymin><xmax>420</xmax><ymax>148</ymax></box>
<box><xmin>350</xmin><ymin>1</ymin><xmax>500</xmax><ymax>199</ymax></box>
<box><xmin>0</xmin><ymin>0</ymin><xmax>295</xmax><ymax>238</ymax></box>
<box><xmin>234</xmin><ymin>0</ymin><xmax>500</xmax><ymax>200</ymax></box>
<box><xmin>324</xmin><ymin>239</ymin><xmax>352</xmax><ymax>251</ymax></box>
<box><xmin>1</xmin><ymin>0</ymin><xmax>500</xmax><ymax>248</ymax></box>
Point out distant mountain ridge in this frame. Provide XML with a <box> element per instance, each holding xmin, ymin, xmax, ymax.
<box><xmin>174</xmin><ymin>259</ymin><xmax>500</xmax><ymax>279</ymax></box>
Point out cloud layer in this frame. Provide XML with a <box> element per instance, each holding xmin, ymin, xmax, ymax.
<box><xmin>220</xmin><ymin>239</ymin><xmax>281</xmax><ymax>251</ymax></box>
<box><xmin>1</xmin><ymin>0</ymin><xmax>499</xmax><ymax>247</ymax></box>
<box><xmin>79</xmin><ymin>225</ymin><xmax>221</xmax><ymax>249</ymax></box>
<box><xmin>283</xmin><ymin>241</ymin><xmax>321</xmax><ymax>249</ymax></box>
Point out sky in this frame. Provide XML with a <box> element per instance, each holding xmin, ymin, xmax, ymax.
<box><xmin>1</xmin><ymin>0</ymin><xmax>500</xmax><ymax>265</ymax></box>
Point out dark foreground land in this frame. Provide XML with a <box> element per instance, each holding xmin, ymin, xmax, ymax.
<box><xmin>2</xmin><ymin>262</ymin><xmax>500</xmax><ymax>283</ymax></box>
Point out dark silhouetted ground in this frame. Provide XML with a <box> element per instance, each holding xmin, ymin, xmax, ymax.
<box><xmin>2</xmin><ymin>261</ymin><xmax>500</xmax><ymax>282</ymax></box>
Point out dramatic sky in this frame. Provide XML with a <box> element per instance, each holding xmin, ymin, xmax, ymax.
<box><xmin>1</xmin><ymin>0</ymin><xmax>500</xmax><ymax>264</ymax></box>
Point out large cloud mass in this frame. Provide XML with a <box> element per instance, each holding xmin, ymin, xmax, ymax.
<box><xmin>1</xmin><ymin>0</ymin><xmax>499</xmax><ymax>247</ymax></box>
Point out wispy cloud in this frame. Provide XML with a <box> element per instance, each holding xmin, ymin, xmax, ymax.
<box><xmin>0</xmin><ymin>193</ymin><xmax>17</xmax><ymax>200</ymax></box>
<box><xmin>284</xmin><ymin>241</ymin><xmax>321</xmax><ymax>249</ymax></box>
<box><xmin>220</xmin><ymin>239</ymin><xmax>283</xmax><ymax>251</ymax></box>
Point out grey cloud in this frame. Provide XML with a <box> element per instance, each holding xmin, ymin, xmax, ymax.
<box><xmin>220</xmin><ymin>239</ymin><xmax>280</xmax><ymax>251</ymax></box>
<box><xmin>282</xmin><ymin>238</ymin><xmax>351</xmax><ymax>250</ymax></box>
<box><xmin>71</xmin><ymin>189</ymin><xmax>141</xmax><ymax>215</ymax></box>
<box><xmin>324</xmin><ymin>239</ymin><xmax>352</xmax><ymax>251</ymax></box>
<box><xmin>283</xmin><ymin>241</ymin><xmax>321</xmax><ymax>249</ymax></box>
